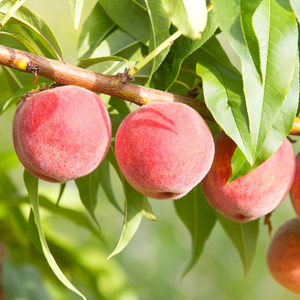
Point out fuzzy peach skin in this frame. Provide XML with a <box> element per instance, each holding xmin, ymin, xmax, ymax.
<box><xmin>267</xmin><ymin>217</ymin><xmax>300</xmax><ymax>294</ymax></box>
<box><xmin>115</xmin><ymin>102</ymin><xmax>215</xmax><ymax>200</ymax></box>
<box><xmin>13</xmin><ymin>85</ymin><xmax>111</xmax><ymax>183</ymax></box>
<box><xmin>201</xmin><ymin>131</ymin><xmax>295</xmax><ymax>222</ymax></box>
<box><xmin>290</xmin><ymin>153</ymin><xmax>300</xmax><ymax>217</ymax></box>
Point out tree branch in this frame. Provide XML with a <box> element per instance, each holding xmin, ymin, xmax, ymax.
<box><xmin>0</xmin><ymin>45</ymin><xmax>214</xmax><ymax>121</ymax></box>
<box><xmin>0</xmin><ymin>45</ymin><xmax>299</xmax><ymax>137</ymax></box>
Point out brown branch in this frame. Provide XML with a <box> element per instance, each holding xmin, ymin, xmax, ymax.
<box><xmin>0</xmin><ymin>45</ymin><xmax>214</xmax><ymax>121</ymax></box>
<box><xmin>0</xmin><ymin>45</ymin><xmax>300</xmax><ymax>136</ymax></box>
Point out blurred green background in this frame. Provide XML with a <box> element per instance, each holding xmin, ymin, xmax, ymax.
<box><xmin>0</xmin><ymin>0</ymin><xmax>300</xmax><ymax>299</ymax></box>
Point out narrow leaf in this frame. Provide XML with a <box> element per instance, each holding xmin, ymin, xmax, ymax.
<box><xmin>76</xmin><ymin>56</ymin><xmax>130</xmax><ymax>69</ymax></box>
<box><xmin>107</xmin><ymin>147</ymin><xmax>144</xmax><ymax>259</ymax></box>
<box><xmin>23</xmin><ymin>170</ymin><xmax>86</xmax><ymax>300</ymax></box>
<box><xmin>0</xmin><ymin>31</ymin><xmax>40</xmax><ymax>54</ymax></box>
<box><xmin>0</xmin><ymin>0</ymin><xmax>63</xmax><ymax>59</ymax></box>
<box><xmin>150</xmin><ymin>9</ymin><xmax>217</xmax><ymax>91</ymax></box>
<box><xmin>0</xmin><ymin>194</ymin><xmax>102</xmax><ymax>239</ymax></box>
<box><xmin>174</xmin><ymin>185</ymin><xmax>216</xmax><ymax>277</ymax></box>
<box><xmin>196</xmin><ymin>62</ymin><xmax>252</xmax><ymax>164</ymax></box>
<box><xmin>230</xmin><ymin>54</ymin><xmax>299</xmax><ymax>181</ymax></box>
<box><xmin>107</xmin><ymin>179</ymin><xmax>144</xmax><ymax>259</ymax></box>
<box><xmin>92</xmin><ymin>28</ymin><xmax>139</xmax><ymax>58</ymax></box>
<box><xmin>230</xmin><ymin>0</ymin><xmax>299</xmax><ymax>180</ymax></box>
<box><xmin>77</xmin><ymin>2</ymin><xmax>115</xmax><ymax>59</ymax></box>
<box><xmin>99</xmin><ymin>0</ymin><xmax>150</xmax><ymax>45</ymax></box>
<box><xmin>217</xmin><ymin>213</ymin><xmax>259</xmax><ymax>277</ymax></box>
<box><xmin>211</xmin><ymin>0</ymin><xmax>262</xmax><ymax>82</ymax></box>
<box><xmin>56</xmin><ymin>183</ymin><xmax>66</xmax><ymax>207</ymax></box>
<box><xmin>2</xmin><ymin>66</ymin><xmax>23</xmax><ymax>93</ymax></box>
<box><xmin>98</xmin><ymin>157</ymin><xmax>123</xmax><ymax>213</ymax></box>
<box><xmin>161</xmin><ymin>0</ymin><xmax>207</xmax><ymax>40</ymax></box>
<box><xmin>75</xmin><ymin>168</ymin><xmax>101</xmax><ymax>231</ymax></box>
<box><xmin>69</xmin><ymin>0</ymin><xmax>84</xmax><ymax>31</ymax></box>
<box><xmin>144</xmin><ymin>0</ymin><xmax>170</xmax><ymax>81</ymax></box>
<box><xmin>109</xmin><ymin>97</ymin><xmax>131</xmax><ymax>119</ymax></box>
<box><xmin>142</xmin><ymin>196</ymin><xmax>157</xmax><ymax>221</ymax></box>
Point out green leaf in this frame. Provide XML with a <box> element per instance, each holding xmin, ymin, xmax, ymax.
<box><xmin>240</xmin><ymin>0</ymin><xmax>262</xmax><ymax>81</ymax></box>
<box><xmin>107</xmin><ymin>179</ymin><xmax>144</xmax><ymax>259</ymax></box>
<box><xmin>229</xmin><ymin>0</ymin><xmax>298</xmax><ymax>180</ymax></box>
<box><xmin>0</xmin><ymin>0</ymin><xmax>63</xmax><ymax>59</ymax></box>
<box><xmin>2</xmin><ymin>259</ymin><xmax>53</xmax><ymax>300</ymax></box>
<box><xmin>77</xmin><ymin>2</ymin><xmax>115</xmax><ymax>59</ymax></box>
<box><xmin>1</xmin><ymin>66</ymin><xmax>23</xmax><ymax>93</ymax></box>
<box><xmin>142</xmin><ymin>196</ymin><xmax>157</xmax><ymax>221</ymax></box>
<box><xmin>150</xmin><ymin>9</ymin><xmax>217</xmax><ymax>91</ymax></box>
<box><xmin>75</xmin><ymin>168</ymin><xmax>101</xmax><ymax>231</ymax></box>
<box><xmin>69</xmin><ymin>0</ymin><xmax>84</xmax><ymax>31</ymax></box>
<box><xmin>251</xmin><ymin>0</ymin><xmax>298</xmax><ymax>157</ymax></box>
<box><xmin>99</xmin><ymin>0</ymin><xmax>150</xmax><ymax>45</ymax></box>
<box><xmin>76</xmin><ymin>56</ymin><xmax>130</xmax><ymax>69</ymax></box>
<box><xmin>98</xmin><ymin>157</ymin><xmax>123</xmax><ymax>213</ymax></box>
<box><xmin>196</xmin><ymin>61</ymin><xmax>253</xmax><ymax>164</ymax></box>
<box><xmin>6</xmin><ymin>206</ymin><xmax>28</xmax><ymax>246</ymax></box>
<box><xmin>211</xmin><ymin>0</ymin><xmax>262</xmax><ymax>83</ymax></box>
<box><xmin>91</xmin><ymin>28</ymin><xmax>139</xmax><ymax>58</ymax></box>
<box><xmin>109</xmin><ymin>97</ymin><xmax>131</xmax><ymax>119</ymax></box>
<box><xmin>56</xmin><ymin>182</ymin><xmax>66</xmax><ymax>207</ymax></box>
<box><xmin>28</xmin><ymin>209</ymin><xmax>43</xmax><ymax>254</ymax></box>
<box><xmin>23</xmin><ymin>170</ymin><xmax>86</xmax><ymax>300</ymax></box>
<box><xmin>174</xmin><ymin>185</ymin><xmax>216</xmax><ymax>278</ymax></box>
<box><xmin>229</xmin><ymin>53</ymin><xmax>299</xmax><ymax>181</ymax></box>
<box><xmin>0</xmin><ymin>31</ymin><xmax>40</xmax><ymax>54</ymax></box>
<box><xmin>217</xmin><ymin>213</ymin><xmax>259</xmax><ymax>277</ymax></box>
<box><xmin>145</xmin><ymin>0</ymin><xmax>170</xmax><ymax>81</ymax></box>
<box><xmin>161</xmin><ymin>0</ymin><xmax>207</xmax><ymax>40</ymax></box>
<box><xmin>291</xmin><ymin>0</ymin><xmax>300</xmax><ymax>23</ymax></box>
<box><xmin>107</xmin><ymin>146</ymin><xmax>144</xmax><ymax>259</ymax></box>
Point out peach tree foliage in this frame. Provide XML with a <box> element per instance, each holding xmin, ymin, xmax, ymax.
<box><xmin>0</xmin><ymin>0</ymin><xmax>299</xmax><ymax>299</ymax></box>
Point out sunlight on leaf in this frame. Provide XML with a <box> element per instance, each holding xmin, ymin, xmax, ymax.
<box><xmin>23</xmin><ymin>170</ymin><xmax>86</xmax><ymax>300</ymax></box>
<box><xmin>69</xmin><ymin>0</ymin><xmax>84</xmax><ymax>31</ymax></box>
<box><xmin>161</xmin><ymin>0</ymin><xmax>207</xmax><ymax>40</ymax></box>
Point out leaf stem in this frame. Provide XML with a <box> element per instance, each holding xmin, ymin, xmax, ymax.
<box><xmin>129</xmin><ymin>30</ymin><xmax>182</xmax><ymax>75</ymax></box>
<box><xmin>0</xmin><ymin>0</ymin><xmax>27</xmax><ymax>30</ymax></box>
<box><xmin>129</xmin><ymin>3</ymin><xmax>213</xmax><ymax>76</ymax></box>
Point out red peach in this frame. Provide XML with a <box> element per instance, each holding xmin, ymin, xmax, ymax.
<box><xmin>115</xmin><ymin>102</ymin><xmax>215</xmax><ymax>200</ymax></box>
<box><xmin>290</xmin><ymin>153</ymin><xmax>300</xmax><ymax>217</ymax></box>
<box><xmin>266</xmin><ymin>217</ymin><xmax>300</xmax><ymax>294</ymax></box>
<box><xmin>13</xmin><ymin>85</ymin><xmax>111</xmax><ymax>183</ymax></box>
<box><xmin>201</xmin><ymin>131</ymin><xmax>295</xmax><ymax>222</ymax></box>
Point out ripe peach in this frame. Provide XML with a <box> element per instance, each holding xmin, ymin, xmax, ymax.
<box><xmin>290</xmin><ymin>153</ymin><xmax>300</xmax><ymax>217</ymax></box>
<box><xmin>114</xmin><ymin>102</ymin><xmax>215</xmax><ymax>200</ymax></box>
<box><xmin>266</xmin><ymin>217</ymin><xmax>300</xmax><ymax>294</ymax></box>
<box><xmin>201</xmin><ymin>131</ymin><xmax>295</xmax><ymax>222</ymax></box>
<box><xmin>13</xmin><ymin>85</ymin><xmax>111</xmax><ymax>183</ymax></box>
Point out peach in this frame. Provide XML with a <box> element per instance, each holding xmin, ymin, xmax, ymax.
<box><xmin>13</xmin><ymin>85</ymin><xmax>111</xmax><ymax>183</ymax></box>
<box><xmin>201</xmin><ymin>131</ymin><xmax>295</xmax><ymax>222</ymax></box>
<box><xmin>290</xmin><ymin>153</ymin><xmax>300</xmax><ymax>217</ymax></box>
<box><xmin>266</xmin><ymin>217</ymin><xmax>300</xmax><ymax>294</ymax></box>
<box><xmin>114</xmin><ymin>102</ymin><xmax>215</xmax><ymax>200</ymax></box>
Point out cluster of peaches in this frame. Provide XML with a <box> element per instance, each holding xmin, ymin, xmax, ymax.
<box><xmin>12</xmin><ymin>85</ymin><xmax>300</xmax><ymax>294</ymax></box>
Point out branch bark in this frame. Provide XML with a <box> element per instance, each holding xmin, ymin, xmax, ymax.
<box><xmin>0</xmin><ymin>44</ymin><xmax>299</xmax><ymax>136</ymax></box>
<box><xmin>0</xmin><ymin>45</ymin><xmax>214</xmax><ymax>121</ymax></box>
